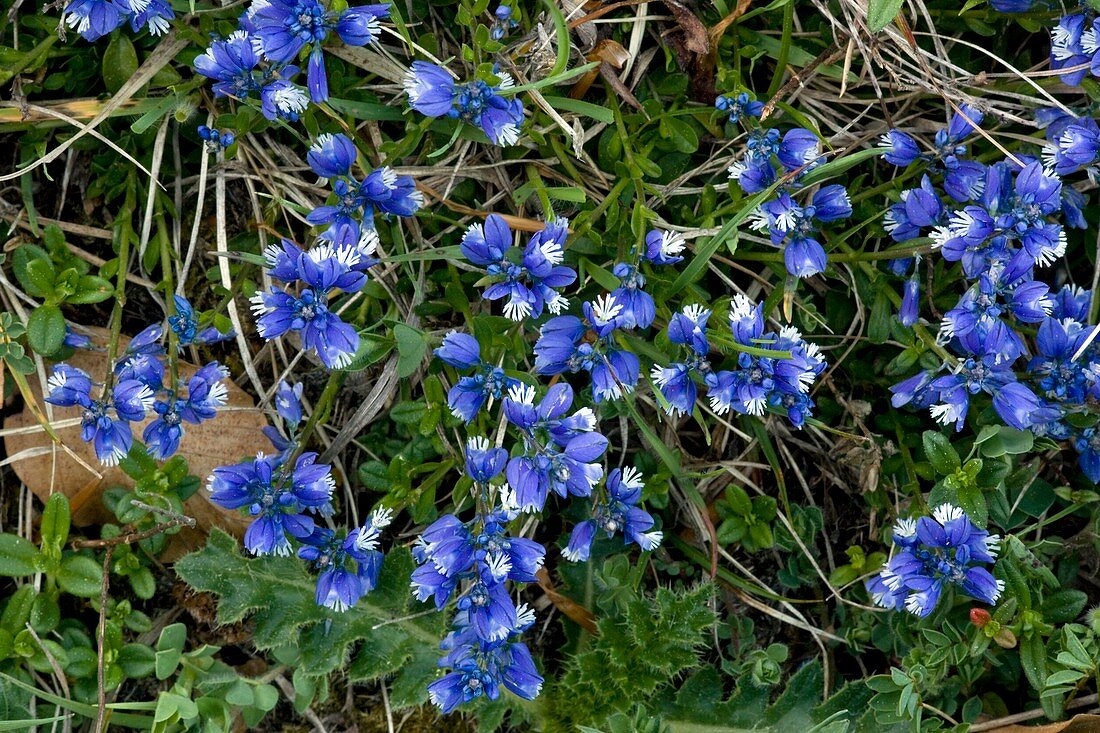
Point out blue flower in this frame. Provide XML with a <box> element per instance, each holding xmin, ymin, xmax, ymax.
<box><xmin>197</xmin><ymin>125</ymin><xmax>236</xmax><ymax>150</ymax></box>
<box><xmin>533</xmin><ymin>295</ymin><xmax>640</xmax><ymax>402</ymax></box>
<box><xmin>143</xmin><ymin>362</ymin><xmax>229</xmax><ymax>459</ymax></box>
<box><xmin>749</xmin><ymin>185</ymin><xmax>850</xmax><ymax>279</ymax></box>
<box><xmin>489</xmin><ymin>4</ymin><xmax>518</xmax><ymax>40</ymax></box>
<box><xmin>609</xmin><ymin>263</ymin><xmax>655</xmax><ymax>329</ymax></box>
<box><xmin>45</xmin><ymin>365</ymin><xmax>154</xmax><ymax>465</ymax></box>
<box><xmin>563</xmin><ymin>467</ymin><xmax>662</xmax><ymax>561</ymax></box>
<box><xmin>1074</xmin><ymin>427</ymin><xmax>1100</xmax><ymax>482</ymax></box>
<box><xmin>433</xmin><ymin>331</ymin><xmax>518</xmax><ymax>422</ymax></box>
<box><xmin>707</xmin><ymin>296</ymin><xmax>826</xmax><ymax>427</ymax></box>
<box><xmin>505</xmin><ymin>431</ymin><xmax>608</xmax><ymax>513</ymax></box>
<box><xmin>668</xmin><ymin>304</ymin><xmax>711</xmax><ymax>355</ymax></box>
<box><xmin>298</xmin><ymin>507</ymin><xmax>392</xmax><ymax>611</ymax></box>
<box><xmin>776</xmin><ymin>128</ymin><xmax>822</xmax><ymax>171</ymax></box>
<box><xmin>879</xmin><ymin>129</ymin><xmax>922</xmax><ymax>167</ymax></box>
<box><xmin>462</xmin><ymin>215</ymin><xmax>576</xmax><ymax>321</ymax></box>
<box><xmin>868</xmin><ymin>505</ymin><xmax>1003</xmax><ymax>617</ymax></box>
<box><xmin>207</xmin><ymin>451</ymin><xmax>336</xmax><ymax>556</ymax></box>
<box><xmin>1052</xmin><ymin>14</ymin><xmax>1092</xmax><ymax>87</ymax></box>
<box><xmin>275</xmin><ymin>380</ymin><xmax>305</xmax><ymax>427</ymax></box>
<box><xmin>169</xmin><ymin>295</ymin><xmax>235</xmax><ymax>348</ymax></box>
<box><xmin>936</xmin><ymin>161</ymin><xmax>1066</xmax><ymax>277</ymax></box>
<box><xmin>307</xmin><ymin>132</ymin><xmax>358</xmax><ymax>178</ymax></box>
<box><xmin>465</xmin><ymin>436</ymin><xmax>508</xmax><ymax>483</ymax></box>
<box><xmin>428</xmin><ymin>636</ymin><xmax>542</xmax><ymax>713</ymax></box>
<box><xmin>715</xmin><ymin>92</ymin><xmax>763</xmax><ymax>124</ymax></box>
<box><xmin>259</xmin><ymin>78</ymin><xmax>311</xmax><ymax>121</ymax></box>
<box><xmin>62</xmin><ymin>0</ymin><xmax>130</xmax><ymax>41</ymax></box>
<box><xmin>503</xmin><ymin>382</ymin><xmax>597</xmax><ymax>446</ymax></box>
<box><xmin>1028</xmin><ymin>317</ymin><xmax>1100</xmax><ymax>405</ymax></box>
<box><xmin>900</xmin><ymin>278</ymin><xmax>920</xmax><ymax>327</ymax></box>
<box><xmin>306</xmin><ymin>153</ymin><xmax>422</xmax><ymax>246</ymax></box>
<box><xmin>404</xmin><ymin>62</ymin><xmax>525</xmax><ymax>145</ymax></box>
<box><xmin>251</xmin><ymin>0</ymin><xmax>389</xmax><ymax>102</ymax></box>
<box><xmin>884</xmin><ymin>176</ymin><xmax>946</xmax><ymax>243</ymax></box>
<box><xmin>251</xmin><ymin>242</ymin><xmax>365</xmax><ymax>368</ymax></box>
<box><xmin>194</xmin><ymin>31</ymin><xmax>268</xmax><ymax>99</ymax></box>
<box><xmin>129</xmin><ymin>0</ymin><xmax>173</xmax><ymax>34</ymax></box>
<box><xmin>643</xmin><ymin>228</ymin><xmax>686</xmax><ymax>265</ymax></box>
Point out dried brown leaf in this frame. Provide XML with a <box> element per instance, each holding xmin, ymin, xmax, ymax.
<box><xmin>3</xmin><ymin>327</ymin><xmax>263</xmax><ymax>560</ymax></box>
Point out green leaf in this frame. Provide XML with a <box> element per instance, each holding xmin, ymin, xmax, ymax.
<box><xmin>40</xmin><ymin>494</ymin><xmax>70</xmax><ymax>552</ymax></box>
<box><xmin>867</xmin><ymin>0</ymin><xmax>905</xmax><ymax>32</ymax></box>
<box><xmin>26</xmin><ymin>305</ymin><xmax>66</xmax><ymax>356</ymax></box>
<box><xmin>393</xmin><ymin>323</ymin><xmax>427</xmax><ymax>379</ymax></box>
<box><xmin>1040</xmin><ymin>590</ymin><xmax>1088</xmax><ymax>624</ymax></box>
<box><xmin>67</xmin><ymin>275</ymin><xmax>114</xmax><ymax>305</ymax></box>
<box><xmin>955</xmin><ymin>481</ymin><xmax>987</xmax><ymax>528</ymax></box>
<box><xmin>0</xmin><ymin>534</ymin><xmax>40</xmax><ymax>577</ymax></box>
<box><xmin>1020</xmin><ymin>632</ymin><xmax>1048</xmax><ymax>692</ymax></box>
<box><xmin>57</xmin><ymin>555</ymin><xmax>104</xmax><ymax>598</ymax></box>
<box><xmin>102</xmin><ymin>34</ymin><xmax>139</xmax><ymax>95</ymax></box>
<box><xmin>154</xmin><ymin>649</ymin><xmax>180</xmax><ymax>681</ymax></box>
<box><xmin>117</xmin><ymin>643</ymin><xmax>156</xmax><ymax>679</ymax></box>
<box><xmin>922</xmin><ymin>431</ymin><xmax>960</xmax><ymax>475</ymax></box>
<box><xmin>175</xmin><ymin>529</ymin><xmax>444</xmax><ymax>684</ymax></box>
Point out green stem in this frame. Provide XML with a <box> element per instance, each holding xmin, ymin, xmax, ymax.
<box><xmin>156</xmin><ymin>209</ymin><xmax>180</xmax><ymax>390</ymax></box>
<box><xmin>295</xmin><ymin>371</ymin><xmax>345</xmax><ymax>454</ymax></box>
<box><xmin>105</xmin><ymin>175</ymin><xmax>136</xmax><ymax>388</ymax></box>
<box><xmin>765</xmin><ymin>2</ymin><xmax>794</xmax><ymax>100</ymax></box>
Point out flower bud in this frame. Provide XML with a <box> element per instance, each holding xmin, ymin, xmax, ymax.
<box><xmin>970</xmin><ymin>608</ymin><xmax>991</xmax><ymax>628</ymax></box>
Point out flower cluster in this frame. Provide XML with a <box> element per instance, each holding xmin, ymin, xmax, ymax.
<box><xmin>435</xmin><ymin>331</ymin><xmax>519</xmax><ymax>423</ymax></box>
<box><xmin>652</xmin><ymin>296</ymin><xmax>826</xmax><ymax>428</ymax></box>
<box><xmin>45</xmin><ymin>301</ymin><xmax>232</xmax><ymax>464</ymax></box>
<box><xmin>194</xmin><ymin>1</ymin><xmax>388</xmax><ymax>122</ymax></box>
<box><xmin>208</xmin><ymin>450</ymin><xmax>335</xmax><ymax>556</ymax></box>
<box><xmin>748</xmin><ymin>185</ymin><xmax>852</xmax><ymax>278</ymax></box>
<box><xmin>564</xmin><ymin>467</ymin><xmax>662</xmax><ymax>561</ymax></box>
<box><xmin>62</xmin><ymin>0</ymin><xmax>174</xmax><ymax>42</ymax></box>
<box><xmin>306</xmin><ymin>132</ymin><xmax>422</xmax><ymax>247</ymax></box>
<box><xmin>504</xmin><ymin>383</ymin><xmax>607</xmax><ymax>513</ymax></box>
<box><xmin>715</xmin><ymin>91</ymin><xmax>763</xmax><ymax>125</ymax></box>
<box><xmin>250</xmin><ymin>240</ymin><xmax>368</xmax><ymax>369</ymax></box>
<box><xmin>534</xmin><ymin>294</ymin><xmax>641</xmax><ymax>403</ymax></box>
<box><xmin>197</xmin><ymin>125</ymin><xmax>236</xmax><ymax>151</ymax></box>
<box><xmin>867</xmin><ymin>505</ymin><xmax>1003</xmax><ymax>618</ymax></box>
<box><xmin>299</xmin><ymin>507</ymin><xmax>393</xmax><ymax>611</ymax></box>
<box><xmin>728</xmin><ymin>126</ymin><xmax>852</xmax><ymax>278</ymax></box>
<box><xmin>881</xmin><ymin>106</ymin><xmax>1100</xmax><ymax>482</ymax></box>
<box><xmin>413</xmin><ymin>438</ymin><xmax>544</xmax><ymax>712</ymax></box>
<box><xmin>405</xmin><ymin>62</ymin><xmax>525</xmax><ymax>146</ymax></box>
<box><xmin>460</xmin><ymin>214</ymin><xmax>576</xmax><ymax>320</ymax></box>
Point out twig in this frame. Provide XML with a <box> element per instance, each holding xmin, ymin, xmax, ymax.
<box><xmin>93</xmin><ymin>546</ymin><xmax>113</xmax><ymax>733</ymax></box>
<box><xmin>70</xmin><ymin>516</ymin><xmax>194</xmax><ymax>550</ymax></box>
<box><xmin>969</xmin><ymin>694</ymin><xmax>1099</xmax><ymax>732</ymax></box>
<box><xmin>761</xmin><ymin>42</ymin><xmax>843</xmax><ymax>121</ymax></box>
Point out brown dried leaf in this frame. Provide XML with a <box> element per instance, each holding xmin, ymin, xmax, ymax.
<box><xmin>658</xmin><ymin>0</ymin><xmax>715</xmax><ymax>102</ymax></box>
<box><xmin>4</xmin><ymin>327</ymin><xmax>264</xmax><ymax>560</ymax></box>
<box><xmin>536</xmin><ymin>567</ymin><xmax>598</xmax><ymax>634</ymax></box>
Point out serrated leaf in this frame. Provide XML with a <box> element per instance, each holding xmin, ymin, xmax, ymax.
<box><xmin>175</xmin><ymin>529</ymin><xmax>444</xmax><ymax>682</ymax></box>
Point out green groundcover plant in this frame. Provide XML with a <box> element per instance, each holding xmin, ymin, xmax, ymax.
<box><xmin>1</xmin><ymin>0</ymin><xmax>1100</xmax><ymax>731</ymax></box>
